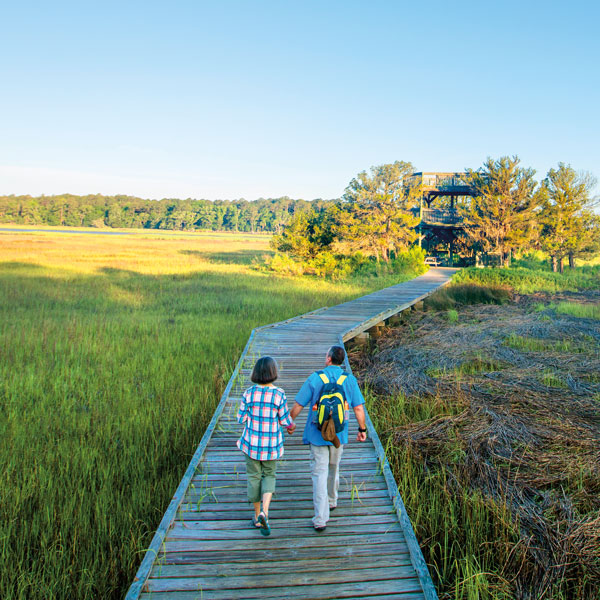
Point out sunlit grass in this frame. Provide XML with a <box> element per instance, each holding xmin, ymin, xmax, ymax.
<box><xmin>503</xmin><ymin>333</ymin><xmax>588</xmax><ymax>353</ymax></box>
<box><xmin>554</xmin><ymin>301</ymin><xmax>600</xmax><ymax>320</ymax></box>
<box><xmin>539</xmin><ymin>369</ymin><xmax>567</xmax><ymax>388</ymax></box>
<box><xmin>426</xmin><ymin>354</ymin><xmax>505</xmax><ymax>378</ymax></box>
<box><xmin>454</xmin><ymin>265</ymin><xmax>600</xmax><ymax>294</ymax></box>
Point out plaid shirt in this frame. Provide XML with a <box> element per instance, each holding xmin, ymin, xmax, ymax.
<box><xmin>236</xmin><ymin>384</ymin><xmax>292</xmax><ymax>461</ymax></box>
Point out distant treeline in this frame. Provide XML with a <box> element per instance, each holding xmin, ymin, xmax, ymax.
<box><xmin>0</xmin><ymin>194</ymin><xmax>334</xmax><ymax>232</ymax></box>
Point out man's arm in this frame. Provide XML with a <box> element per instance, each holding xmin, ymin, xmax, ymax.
<box><xmin>353</xmin><ymin>404</ymin><xmax>367</xmax><ymax>442</ymax></box>
<box><xmin>288</xmin><ymin>375</ymin><xmax>314</xmax><ymax>434</ymax></box>
<box><xmin>290</xmin><ymin>402</ymin><xmax>304</xmax><ymax>420</ymax></box>
<box><xmin>286</xmin><ymin>402</ymin><xmax>304</xmax><ymax>434</ymax></box>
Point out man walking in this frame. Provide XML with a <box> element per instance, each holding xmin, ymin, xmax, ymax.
<box><xmin>289</xmin><ymin>346</ymin><xmax>368</xmax><ymax>531</ymax></box>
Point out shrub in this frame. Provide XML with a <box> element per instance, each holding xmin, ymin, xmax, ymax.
<box><xmin>425</xmin><ymin>283</ymin><xmax>511</xmax><ymax>310</ymax></box>
<box><xmin>264</xmin><ymin>253</ymin><xmax>305</xmax><ymax>276</ymax></box>
<box><xmin>391</xmin><ymin>246</ymin><xmax>427</xmax><ymax>274</ymax></box>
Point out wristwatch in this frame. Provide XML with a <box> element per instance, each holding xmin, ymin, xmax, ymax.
<box><xmin>358</xmin><ymin>426</ymin><xmax>367</xmax><ymax>433</ymax></box>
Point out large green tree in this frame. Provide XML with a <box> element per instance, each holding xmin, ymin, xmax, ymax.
<box><xmin>271</xmin><ymin>205</ymin><xmax>335</xmax><ymax>260</ymax></box>
<box><xmin>337</xmin><ymin>161</ymin><xmax>420</xmax><ymax>261</ymax></box>
<box><xmin>463</xmin><ymin>156</ymin><xmax>540</xmax><ymax>266</ymax></box>
<box><xmin>539</xmin><ymin>163</ymin><xmax>599</xmax><ymax>270</ymax></box>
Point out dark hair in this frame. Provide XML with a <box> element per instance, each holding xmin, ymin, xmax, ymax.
<box><xmin>251</xmin><ymin>356</ymin><xmax>278</xmax><ymax>384</ymax></box>
<box><xmin>327</xmin><ymin>346</ymin><xmax>346</xmax><ymax>366</ymax></box>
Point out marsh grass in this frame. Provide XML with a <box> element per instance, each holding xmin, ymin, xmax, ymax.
<box><xmin>539</xmin><ymin>369</ymin><xmax>567</xmax><ymax>388</ymax></box>
<box><xmin>426</xmin><ymin>354</ymin><xmax>505</xmax><ymax>378</ymax></box>
<box><xmin>453</xmin><ymin>265</ymin><xmax>600</xmax><ymax>294</ymax></box>
<box><xmin>446</xmin><ymin>309</ymin><xmax>459</xmax><ymax>323</ymax></box>
<box><xmin>366</xmin><ymin>390</ymin><xmax>519</xmax><ymax>600</ymax></box>
<box><xmin>0</xmin><ymin>231</ymin><xmax>418</xmax><ymax>599</ymax></box>
<box><xmin>424</xmin><ymin>283</ymin><xmax>511</xmax><ymax>311</ymax></box>
<box><xmin>554</xmin><ymin>301</ymin><xmax>600</xmax><ymax>320</ymax></box>
<box><xmin>503</xmin><ymin>333</ymin><xmax>588</xmax><ymax>354</ymax></box>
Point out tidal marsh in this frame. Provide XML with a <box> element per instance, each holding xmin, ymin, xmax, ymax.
<box><xmin>0</xmin><ymin>230</ymin><xmax>420</xmax><ymax>599</ymax></box>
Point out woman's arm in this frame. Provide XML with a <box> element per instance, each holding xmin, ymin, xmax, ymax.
<box><xmin>237</xmin><ymin>392</ymin><xmax>248</xmax><ymax>424</ymax></box>
<box><xmin>277</xmin><ymin>392</ymin><xmax>293</xmax><ymax>427</ymax></box>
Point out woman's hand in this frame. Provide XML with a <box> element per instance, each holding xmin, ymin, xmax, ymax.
<box><xmin>286</xmin><ymin>423</ymin><xmax>296</xmax><ymax>435</ymax></box>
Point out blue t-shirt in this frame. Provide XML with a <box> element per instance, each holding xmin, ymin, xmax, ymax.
<box><xmin>295</xmin><ymin>365</ymin><xmax>365</xmax><ymax>446</ymax></box>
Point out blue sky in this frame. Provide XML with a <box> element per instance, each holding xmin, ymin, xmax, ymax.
<box><xmin>1</xmin><ymin>0</ymin><xmax>598</xmax><ymax>199</ymax></box>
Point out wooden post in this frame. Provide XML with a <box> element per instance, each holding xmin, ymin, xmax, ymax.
<box><xmin>353</xmin><ymin>332</ymin><xmax>370</xmax><ymax>345</ymax></box>
<box><xmin>386</xmin><ymin>314</ymin><xmax>402</xmax><ymax>326</ymax></box>
<box><xmin>412</xmin><ymin>301</ymin><xmax>424</xmax><ymax>311</ymax></box>
<box><xmin>368</xmin><ymin>323</ymin><xmax>385</xmax><ymax>338</ymax></box>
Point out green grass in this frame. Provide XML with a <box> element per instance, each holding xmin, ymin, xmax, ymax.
<box><xmin>453</xmin><ymin>265</ymin><xmax>600</xmax><ymax>294</ymax></box>
<box><xmin>554</xmin><ymin>301</ymin><xmax>600</xmax><ymax>320</ymax></box>
<box><xmin>503</xmin><ymin>333</ymin><xmax>588</xmax><ymax>353</ymax></box>
<box><xmin>424</xmin><ymin>283</ymin><xmax>511</xmax><ymax>311</ymax></box>
<box><xmin>446</xmin><ymin>308</ymin><xmax>459</xmax><ymax>323</ymax></box>
<box><xmin>426</xmin><ymin>355</ymin><xmax>505</xmax><ymax>378</ymax></box>
<box><xmin>0</xmin><ymin>232</ymin><xmax>424</xmax><ymax>599</ymax></box>
<box><xmin>539</xmin><ymin>370</ymin><xmax>567</xmax><ymax>388</ymax></box>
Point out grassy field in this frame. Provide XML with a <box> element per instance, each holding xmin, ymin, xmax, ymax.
<box><xmin>0</xmin><ymin>228</ymin><xmax>423</xmax><ymax>599</ymax></box>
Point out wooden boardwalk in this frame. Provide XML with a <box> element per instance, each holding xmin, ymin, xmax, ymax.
<box><xmin>126</xmin><ymin>268</ymin><xmax>457</xmax><ymax>600</ymax></box>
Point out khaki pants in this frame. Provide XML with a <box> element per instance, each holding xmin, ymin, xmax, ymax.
<box><xmin>310</xmin><ymin>444</ymin><xmax>343</xmax><ymax>527</ymax></box>
<box><xmin>244</xmin><ymin>454</ymin><xmax>277</xmax><ymax>503</ymax></box>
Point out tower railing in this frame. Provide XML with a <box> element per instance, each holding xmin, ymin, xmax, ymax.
<box><xmin>421</xmin><ymin>208</ymin><xmax>463</xmax><ymax>225</ymax></box>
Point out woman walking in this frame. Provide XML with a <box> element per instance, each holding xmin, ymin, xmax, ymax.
<box><xmin>237</xmin><ymin>356</ymin><xmax>295</xmax><ymax>535</ymax></box>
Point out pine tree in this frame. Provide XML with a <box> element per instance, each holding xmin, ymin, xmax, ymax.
<box><xmin>338</xmin><ymin>161</ymin><xmax>420</xmax><ymax>262</ymax></box>
<box><xmin>539</xmin><ymin>164</ymin><xmax>598</xmax><ymax>270</ymax></box>
<box><xmin>464</xmin><ymin>156</ymin><xmax>539</xmax><ymax>266</ymax></box>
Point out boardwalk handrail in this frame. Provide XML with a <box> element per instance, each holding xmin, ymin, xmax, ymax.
<box><xmin>340</xmin><ymin>334</ymin><xmax>438</xmax><ymax>600</ymax></box>
<box><xmin>125</xmin><ymin>330</ymin><xmax>257</xmax><ymax>599</ymax></box>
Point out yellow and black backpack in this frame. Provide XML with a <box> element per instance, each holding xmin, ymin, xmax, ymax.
<box><xmin>313</xmin><ymin>371</ymin><xmax>349</xmax><ymax>433</ymax></box>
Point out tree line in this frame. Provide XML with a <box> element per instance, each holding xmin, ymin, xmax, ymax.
<box><xmin>0</xmin><ymin>195</ymin><xmax>332</xmax><ymax>233</ymax></box>
<box><xmin>272</xmin><ymin>158</ymin><xmax>600</xmax><ymax>272</ymax></box>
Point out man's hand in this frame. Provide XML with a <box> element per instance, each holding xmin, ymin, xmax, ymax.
<box><xmin>286</xmin><ymin>423</ymin><xmax>297</xmax><ymax>435</ymax></box>
<box><xmin>356</xmin><ymin>430</ymin><xmax>367</xmax><ymax>442</ymax></box>
<box><xmin>353</xmin><ymin>405</ymin><xmax>367</xmax><ymax>442</ymax></box>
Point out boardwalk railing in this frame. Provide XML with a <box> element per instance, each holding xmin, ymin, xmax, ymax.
<box><xmin>126</xmin><ymin>268</ymin><xmax>457</xmax><ymax>600</ymax></box>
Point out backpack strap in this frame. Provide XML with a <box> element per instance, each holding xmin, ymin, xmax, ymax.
<box><xmin>336</xmin><ymin>372</ymin><xmax>348</xmax><ymax>385</ymax></box>
<box><xmin>317</xmin><ymin>371</ymin><xmax>329</xmax><ymax>385</ymax></box>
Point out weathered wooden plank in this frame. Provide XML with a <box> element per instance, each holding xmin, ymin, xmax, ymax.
<box><xmin>157</xmin><ymin>541</ymin><xmax>411</xmax><ymax>564</ymax></box>
<box><xmin>140</xmin><ymin>579</ymin><xmax>425</xmax><ymax>599</ymax></box>
<box><xmin>145</xmin><ymin>565</ymin><xmax>418</xmax><ymax>591</ymax></box>
<box><xmin>162</xmin><ymin>531</ymin><xmax>408</xmax><ymax>553</ymax></box>
<box><xmin>173</xmin><ymin>513</ymin><xmax>398</xmax><ymax>528</ymax></box>
<box><xmin>166</xmin><ymin>521</ymin><xmax>402</xmax><ymax>540</ymax></box>
<box><xmin>176</xmin><ymin>501</ymin><xmax>396</xmax><ymax>519</ymax></box>
<box><xmin>149</xmin><ymin>554</ymin><xmax>412</xmax><ymax>578</ymax></box>
<box><xmin>183</xmin><ymin>489</ymin><xmax>391</xmax><ymax>504</ymax></box>
<box><xmin>190</xmin><ymin>477</ymin><xmax>387</xmax><ymax>488</ymax></box>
